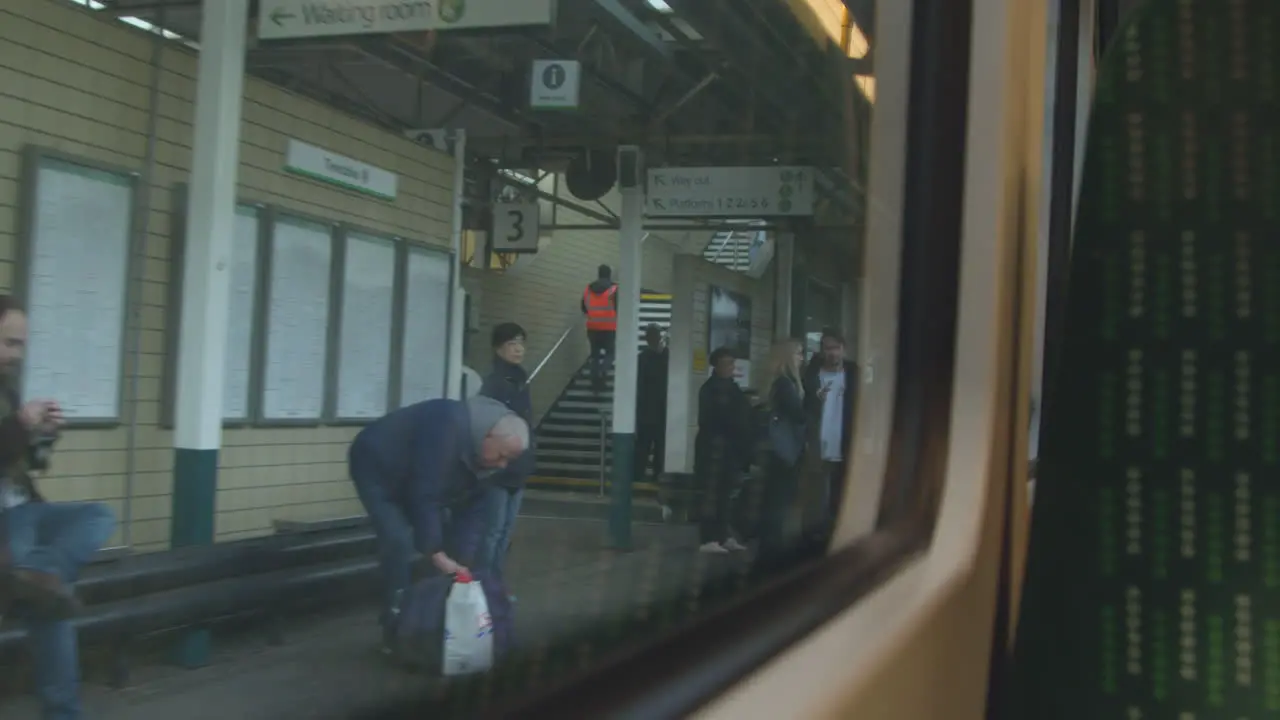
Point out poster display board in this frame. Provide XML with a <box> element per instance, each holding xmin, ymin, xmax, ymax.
<box><xmin>21</xmin><ymin>152</ymin><xmax>134</xmax><ymax>422</ymax></box>
<box><xmin>399</xmin><ymin>247</ymin><xmax>451</xmax><ymax>405</ymax></box>
<box><xmin>335</xmin><ymin>232</ymin><xmax>397</xmax><ymax>419</ymax></box>
<box><xmin>261</xmin><ymin>214</ymin><xmax>334</xmax><ymax>421</ymax></box>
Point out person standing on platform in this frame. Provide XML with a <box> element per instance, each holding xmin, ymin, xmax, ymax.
<box><xmin>581</xmin><ymin>264</ymin><xmax>619</xmax><ymax>393</ymax></box>
<box><xmin>347</xmin><ymin>395</ymin><xmax>530</xmax><ymax>653</ymax></box>
<box><xmin>695</xmin><ymin>347</ymin><xmax>753</xmax><ymax>554</ymax></box>
<box><xmin>754</xmin><ymin>339</ymin><xmax>808</xmax><ymax>574</ymax></box>
<box><xmin>478</xmin><ymin>323</ymin><xmax>534</xmax><ymax>592</ymax></box>
<box><xmin>634</xmin><ymin>324</ymin><xmax>668</xmax><ymax>485</ymax></box>
<box><xmin>802</xmin><ymin>330</ymin><xmax>858</xmax><ymax>540</ymax></box>
<box><xmin>0</xmin><ymin>295</ymin><xmax>116</xmax><ymax>720</ymax></box>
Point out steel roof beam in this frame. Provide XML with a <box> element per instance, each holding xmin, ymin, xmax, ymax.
<box><xmin>660</xmin><ymin>0</ymin><xmax>815</xmax><ymax>124</ymax></box>
<box><xmin>590</xmin><ymin>0</ymin><xmax>676</xmax><ymax>63</ymax></box>
<box><xmin>587</xmin><ymin>0</ymin><xmax>758</xmax><ymax>131</ymax></box>
<box><xmin>348</xmin><ymin>37</ymin><xmax>540</xmax><ymax>134</ymax></box>
<box><xmin>493</xmin><ymin>174</ymin><xmax>619</xmax><ymax>226</ymax></box>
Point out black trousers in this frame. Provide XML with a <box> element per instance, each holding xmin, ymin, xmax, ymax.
<box><xmin>635</xmin><ymin>421</ymin><xmax>665</xmax><ymax>482</ymax></box>
<box><xmin>822</xmin><ymin>459</ymin><xmax>848</xmax><ymax>532</ymax></box>
<box><xmin>697</xmin><ymin>437</ymin><xmax>737</xmax><ymax>544</ymax></box>
<box><xmin>754</xmin><ymin>455</ymin><xmax>800</xmax><ymax>571</ymax></box>
<box><xmin>587</xmin><ymin>330</ymin><xmax>616</xmax><ymax>385</ymax></box>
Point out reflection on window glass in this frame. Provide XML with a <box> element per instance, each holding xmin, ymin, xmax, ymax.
<box><xmin>0</xmin><ymin>0</ymin><xmax>883</xmax><ymax>717</ymax></box>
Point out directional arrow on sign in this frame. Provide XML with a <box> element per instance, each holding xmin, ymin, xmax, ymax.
<box><xmin>270</xmin><ymin>7</ymin><xmax>295</xmax><ymax>26</ymax></box>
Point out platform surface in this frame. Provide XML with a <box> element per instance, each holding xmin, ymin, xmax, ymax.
<box><xmin>0</xmin><ymin>516</ymin><xmax>757</xmax><ymax>719</ymax></box>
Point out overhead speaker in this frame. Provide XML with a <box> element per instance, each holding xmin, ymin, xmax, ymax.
<box><xmin>564</xmin><ymin>149</ymin><xmax>616</xmax><ymax>201</ymax></box>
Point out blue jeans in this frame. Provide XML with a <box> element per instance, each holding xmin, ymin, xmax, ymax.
<box><xmin>478</xmin><ymin>487</ymin><xmax>522</xmax><ymax>578</ymax></box>
<box><xmin>348</xmin><ymin>461</ymin><xmax>415</xmax><ymax>634</ymax></box>
<box><xmin>4</xmin><ymin>501</ymin><xmax>116</xmax><ymax>720</ymax></box>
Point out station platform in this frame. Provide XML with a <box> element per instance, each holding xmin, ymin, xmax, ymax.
<box><xmin>0</xmin><ymin>516</ymin><xmax>751</xmax><ymax>719</ymax></box>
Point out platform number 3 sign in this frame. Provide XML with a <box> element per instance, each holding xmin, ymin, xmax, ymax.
<box><xmin>491</xmin><ymin>202</ymin><xmax>541</xmax><ymax>253</ymax></box>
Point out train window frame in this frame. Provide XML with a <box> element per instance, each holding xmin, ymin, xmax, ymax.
<box><xmin>360</xmin><ymin>0</ymin><xmax>973</xmax><ymax>714</ymax></box>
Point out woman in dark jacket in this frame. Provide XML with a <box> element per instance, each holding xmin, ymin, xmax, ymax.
<box><xmin>694</xmin><ymin>347</ymin><xmax>754</xmax><ymax>554</ymax></box>
<box><xmin>478</xmin><ymin>323</ymin><xmax>534</xmax><ymax>583</ymax></box>
<box><xmin>753</xmin><ymin>339</ymin><xmax>807</xmax><ymax>574</ymax></box>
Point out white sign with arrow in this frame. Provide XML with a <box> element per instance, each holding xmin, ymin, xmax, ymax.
<box><xmin>258</xmin><ymin>0</ymin><xmax>556</xmax><ymax>40</ymax></box>
<box><xmin>645</xmin><ymin>166</ymin><xmax>816</xmax><ymax>218</ymax></box>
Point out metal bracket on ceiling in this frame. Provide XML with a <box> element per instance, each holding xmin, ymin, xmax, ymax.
<box><xmin>492</xmin><ymin>172</ymin><xmax>618</xmax><ymax>227</ymax></box>
<box><xmin>648</xmin><ymin>72</ymin><xmax>717</xmax><ymax>130</ymax></box>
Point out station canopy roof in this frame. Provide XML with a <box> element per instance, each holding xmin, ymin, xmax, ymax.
<box><xmin>83</xmin><ymin>0</ymin><xmax>874</xmax><ymax>228</ymax></box>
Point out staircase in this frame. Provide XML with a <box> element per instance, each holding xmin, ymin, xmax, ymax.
<box><xmin>701</xmin><ymin>229</ymin><xmax>760</xmax><ymax>272</ymax></box>
<box><xmin>530</xmin><ymin>292</ymin><xmax>672</xmax><ymax>493</ymax></box>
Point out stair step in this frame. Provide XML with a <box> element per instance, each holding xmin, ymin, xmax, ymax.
<box><xmin>535</xmin><ymin>464</ymin><xmax>613</xmax><ymax>474</ymax></box>
<box><xmin>535</xmin><ymin>434</ymin><xmax>606</xmax><ymax>447</ymax></box>
<box><xmin>537</xmin><ymin>421</ymin><xmax>608</xmax><ymax>431</ymax></box>
<box><xmin>540</xmin><ymin>445</ymin><xmax>614</xmax><ymax>456</ymax></box>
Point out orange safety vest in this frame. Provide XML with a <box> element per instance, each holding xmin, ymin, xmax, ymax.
<box><xmin>583</xmin><ymin>285</ymin><xmax>619</xmax><ymax>331</ymax></box>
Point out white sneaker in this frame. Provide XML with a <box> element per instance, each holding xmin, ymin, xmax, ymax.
<box><xmin>723</xmin><ymin>538</ymin><xmax>748</xmax><ymax>552</ymax></box>
<box><xmin>699</xmin><ymin>541</ymin><xmax>730</xmax><ymax>554</ymax></box>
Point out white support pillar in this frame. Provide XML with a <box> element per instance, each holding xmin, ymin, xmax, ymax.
<box><xmin>446</xmin><ymin>130</ymin><xmax>467</xmax><ymax>398</ymax></box>
<box><xmin>169</xmin><ymin>0</ymin><xmax>248</xmax><ymax>667</ymax></box>
<box><xmin>609</xmin><ymin>146</ymin><xmax>644</xmax><ymax>548</ymax></box>
<box><xmin>611</xmin><ymin>190</ymin><xmax>643</xmax><ymax>436</ymax></box>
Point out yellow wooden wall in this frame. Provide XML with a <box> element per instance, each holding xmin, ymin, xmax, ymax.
<box><xmin>0</xmin><ymin>0</ymin><xmax>455</xmax><ymax>550</ymax></box>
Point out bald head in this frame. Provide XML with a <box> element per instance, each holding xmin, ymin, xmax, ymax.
<box><xmin>479</xmin><ymin>413</ymin><xmax>530</xmax><ymax>469</ymax></box>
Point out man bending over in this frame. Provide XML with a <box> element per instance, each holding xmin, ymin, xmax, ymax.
<box><xmin>347</xmin><ymin>395</ymin><xmax>529</xmax><ymax>652</ymax></box>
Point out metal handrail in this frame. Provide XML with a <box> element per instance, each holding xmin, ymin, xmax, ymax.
<box><xmin>528</xmin><ymin>323</ymin><xmax>577</xmax><ymax>383</ymax></box>
<box><xmin>598</xmin><ymin>410</ymin><xmax>611</xmax><ymax>496</ymax></box>
<box><xmin>707</xmin><ymin>231</ymin><xmax>736</xmax><ymax>265</ymax></box>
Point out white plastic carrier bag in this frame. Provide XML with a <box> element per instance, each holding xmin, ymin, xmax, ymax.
<box><xmin>441</xmin><ymin>573</ymin><xmax>495</xmax><ymax>676</ymax></box>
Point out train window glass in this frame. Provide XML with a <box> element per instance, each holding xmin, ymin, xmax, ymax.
<box><xmin>0</xmin><ymin>0</ymin><xmax>973</xmax><ymax>718</ymax></box>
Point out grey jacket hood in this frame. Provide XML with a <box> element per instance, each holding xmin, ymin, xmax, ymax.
<box><xmin>464</xmin><ymin>396</ymin><xmax>516</xmax><ymax>475</ymax></box>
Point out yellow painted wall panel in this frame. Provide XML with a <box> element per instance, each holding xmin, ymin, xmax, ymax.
<box><xmin>0</xmin><ymin>0</ymin><xmax>455</xmax><ymax>550</ymax></box>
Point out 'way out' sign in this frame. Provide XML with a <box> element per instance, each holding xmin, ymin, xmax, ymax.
<box><xmin>258</xmin><ymin>0</ymin><xmax>556</xmax><ymax>40</ymax></box>
<box><xmin>284</xmin><ymin>139</ymin><xmax>398</xmax><ymax>200</ymax></box>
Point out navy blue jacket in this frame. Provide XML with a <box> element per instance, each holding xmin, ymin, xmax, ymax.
<box><xmin>349</xmin><ymin>399</ymin><xmax>481</xmax><ymax>557</ymax></box>
<box><xmin>480</xmin><ymin>358</ymin><xmax>535</xmax><ymax>488</ymax></box>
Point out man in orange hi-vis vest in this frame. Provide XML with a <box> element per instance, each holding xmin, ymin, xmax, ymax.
<box><xmin>581</xmin><ymin>264</ymin><xmax>619</xmax><ymax>392</ymax></box>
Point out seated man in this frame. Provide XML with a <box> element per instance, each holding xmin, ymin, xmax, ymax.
<box><xmin>347</xmin><ymin>395</ymin><xmax>529</xmax><ymax>652</ymax></box>
<box><xmin>0</xmin><ymin>295</ymin><xmax>116</xmax><ymax>720</ymax></box>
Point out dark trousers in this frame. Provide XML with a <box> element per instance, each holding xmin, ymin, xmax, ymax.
<box><xmin>697</xmin><ymin>437</ymin><xmax>737</xmax><ymax>544</ymax></box>
<box><xmin>349</xmin><ymin>452</ymin><xmax>487</xmax><ymax>633</ymax></box>
<box><xmin>587</xmin><ymin>330</ymin><xmax>616</xmax><ymax>387</ymax></box>
<box><xmin>822</xmin><ymin>459</ymin><xmax>848</xmax><ymax>533</ymax></box>
<box><xmin>635</xmin><ymin>421</ymin><xmax>665</xmax><ymax>482</ymax></box>
<box><xmin>754</xmin><ymin>455</ymin><xmax>800</xmax><ymax>572</ymax></box>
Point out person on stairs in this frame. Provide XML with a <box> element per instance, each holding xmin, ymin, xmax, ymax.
<box><xmin>581</xmin><ymin>264</ymin><xmax>619</xmax><ymax>393</ymax></box>
<box><xmin>347</xmin><ymin>395</ymin><xmax>530</xmax><ymax>655</ymax></box>
<box><xmin>634</xmin><ymin>324</ymin><xmax>668</xmax><ymax>485</ymax></box>
<box><xmin>0</xmin><ymin>295</ymin><xmax>116</xmax><ymax>720</ymax></box>
<box><xmin>695</xmin><ymin>347</ymin><xmax>754</xmax><ymax>554</ymax></box>
<box><xmin>478</xmin><ymin>322</ymin><xmax>534</xmax><ymax>601</ymax></box>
